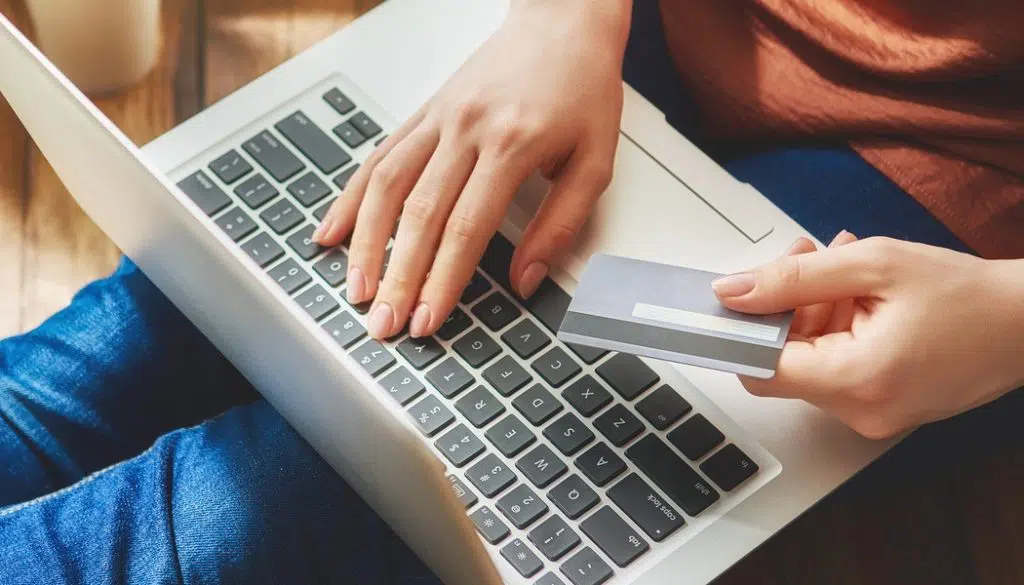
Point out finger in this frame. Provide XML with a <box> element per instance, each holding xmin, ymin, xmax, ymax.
<box><xmin>781</xmin><ymin>238</ymin><xmax>826</xmax><ymax>338</ymax></box>
<box><xmin>822</xmin><ymin>232</ymin><xmax>860</xmax><ymax>334</ymax></box>
<box><xmin>739</xmin><ymin>332</ymin><xmax>858</xmax><ymax>402</ymax></box>
<box><xmin>792</xmin><ymin>231</ymin><xmax>858</xmax><ymax>337</ymax></box>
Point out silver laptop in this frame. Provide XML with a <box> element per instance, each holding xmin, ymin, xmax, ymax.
<box><xmin>0</xmin><ymin>2</ymin><xmax>896</xmax><ymax>584</ymax></box>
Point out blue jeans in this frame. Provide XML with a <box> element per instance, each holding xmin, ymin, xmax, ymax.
<box><xmin>0</xmin><ymin>3</ymin><xmax>966</xmax><ymax>584</ymax></box>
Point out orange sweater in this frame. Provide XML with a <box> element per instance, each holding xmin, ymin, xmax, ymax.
<box><xmin>660</xmin><ymin>0</ymin><xmax>1023</xmax><ymax>258</ymax></box>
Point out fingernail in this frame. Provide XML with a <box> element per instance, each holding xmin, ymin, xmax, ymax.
<box><xmin>712</xmin><ymin>272</ymin><xmax>756</xmax><ymax>298</ymax></box>
<box><xmin>347</xmin><ymin>267</ymin><xmax>366</xmax><ymax>303</ymax></box>
<box><xmin>312</xmin><ymin>214</ymin><xmax>333</xmax><ymax>243</ymax></box>
<box><xmin>519</xmin><ymin>262</ymin><xmax>548</xmax><ymax>298</ymax></box>
<box><xmin>409</xmin><ymin>303</ymin><xmax>432</xmax><ymax>338</ymax></box>
<box><xmin>368</xmin><ymin>303</ymin><xmax>395</xmax><ymax>339</ymax></box>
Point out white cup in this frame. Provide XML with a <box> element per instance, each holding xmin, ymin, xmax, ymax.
<box><xmin>24</xmin><ymin>0</ymin><xmax>162</xmax><ymax>95</ymax></box>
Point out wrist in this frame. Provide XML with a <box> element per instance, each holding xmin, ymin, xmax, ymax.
<box><xmin>509</xmin><ymin>0</ymin><xmax>633</xmax><ymax>52</ymax></box>
<box><xmin>986</xmin><ymin>258</ymin><xmax>1024</xmax><ymax>387</ymax></box>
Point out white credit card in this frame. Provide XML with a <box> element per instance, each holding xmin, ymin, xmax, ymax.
<box><xmin>556</xmin><ymin>254</ymin><xmax>793</xmax><ymax>379</ymax></box>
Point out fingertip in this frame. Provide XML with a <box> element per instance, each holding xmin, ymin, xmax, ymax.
<box><xmin>516</xmin><ymin>261</ymin><xmax>548</xmax><ymax>299</ymax></box>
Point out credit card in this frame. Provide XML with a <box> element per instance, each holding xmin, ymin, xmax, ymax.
<box><xmin>556</xmin><ymin>254</ymin><xmax>793</xmax><ymax>379</ymax></box>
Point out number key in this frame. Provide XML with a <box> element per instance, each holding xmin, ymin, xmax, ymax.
<box><xmin>497</xmin><ymin>484</ymin><xmax>548</xmax><ymax>529</ymax></box>
<box><xmin>466</xmin><ymin>454</ymin><xmax>517</xmax><ymax>498</ymax></box>
<box><xmin>349</xmin><ymin>339</ymin><xmax>396</xmax><ymax>377</ymax></box>
<box><xmin>378</xmin><ymin>366</ymin><xmax>425</xmax><ymax>406</ymax></box>
<box><xmin>267</xmin><ymin>258</ymin><xmax>311</xmax><ymax>294</ymax></box>
<box><xmin>294</xmin><ymin>284</ymin><xmax>338</xmax><ymax>321</ymax></box>
<box><xmin>435</xmin><ymin>424</ymin><xmax>486</xmax><ymax>467</ymax></box>
<box><xmin>313</xmin><ymin>249</ymin><xmax>348</xmax><ymax>287</ymax></box>
<box><xmin>408</xmin><ymin>395</ymin><xmax>455</xmax><ymax>437</ymax></box>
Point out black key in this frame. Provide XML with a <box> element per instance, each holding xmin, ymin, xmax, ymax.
<box><xmin>596</xmin><ymin>354</ymin><xmax>659</xmax><ymax>400</ymax></box>
<box><xmin>381</xmin><ymin>248</ymin><xmax>392</xmax><ymax>275</ymax></box>
<box><xmin>267</xmin><ymin>258</ymin><xmax>311</xmax><ymax>294</ymax></box>
<box><xmin>549</xmin><ymin>474</ymin><xmax>599</xmax><ymax>520</ymax></box>
<box><xmin>466</xmin><ymin>454</ymin><xmax>517</xmax><ymax>498</ymax></box>
<box><xmin>452</xmin><ymin>327</ymin><xmax>501</xmax><ymax>368</ymax></box>
<box><xmin>176</xmin><ymin>170</ymin><xmax>231</xmax><ymax>216</ymax></box>
<box><xmin>209</xmin><ymin>149</ymin><xmax>253</xmax><ymax>184</ymax></box>
<box><xmin>625</xmin><ymin>435</ymin><xmax>720</xmax><ymax>516</ymax></box>
<box><xmin>472</xmin><ymin>292</ymin><xmax>520</xmax><ymax>331</ymax></box>
<box><xmin>502</xmin><ymin>319</ymin><xmax>551</xmax><ymax>359</ymax></box>
<box><xmin>214</xmin><ymin>207</ymin><xmax>258</xmax><ymax>242</ymax></box>
<box><xmin>567</xmin><ymin>343</ymin><xmax>609</xmax><ymax>366</ymax></box>
<box><xmin>536</xmin><ymin>573</ymin><xmax>567</xmax><ymax>585</ymax></box>
<box><xmin>455</xmin><ymin>386</ymin><xmax>506</xmax><ymax>428</ymax></box>
<box><xmin>350</xmin><ymin>111</ymin><xmax>382</xmax><ymax>138</ymax></box>
<box><xmin>501</xmin><ymin>538</ymin><xmax>543</xmax><ymax>579</ymax></box>
<box><xmin>294</xmin><ymin>284</ymin><xmax>339</xmax><ymax>321</ymax></box>
<box><xmin>497</xmin><ymin>484</ymin><xmax>548</xmax><ymax>529</ymax></box>
<box><xmin>485</xmin><ymin>415</ymin><xmax>536</xmax><ymax>457</ymax></box>
<box><xmin>513</xmin><ymin>384</ymin><xmax>563</xmax><ymax>425</ymax></box>
<box><xmin>447</xmin><ymin>474</ymin><xmax>477</xmax><ymax>509</ymax></box>
<box><xmin>544</xmin><ymin>413</ymin><xmax>594</xmax><ymax>456</ymax></box>
<box><xmin>333</xmin><ymin>120</ymin><xmax>368</xmax><ymax>148</ymax></box>
<box><xmin>259</xmin><ymin>199</ymin><xmax>303</xmax><ymax>234</ymax></box>
<box><xmin>635</xmin><ymin>385</ymin><xmax>692</xmax><ymax>431</ymax></box>
<box><xmin>562</xmin><ymin>376</ymin><xmax>612</xmax><ymax>417</ymax></box>
<box><xmin>700</xmin><ymin>444</ymin><xmax>759</xmax><ymax>491</ymax></box>
<box><xmin>378</xmin><ymin>366</ymin><xmax>425</xmax><ymax>406</ymax></box>
<box><xmin>409</xmin><ymin>395</ymin><xmax>455</xmax><ymax>437</ymax></box>
<box><xmin>560</xmin><ymin>547</ymin><xmax>613</xmax><ymax>585</ymax></box>
<box><xmin>667</xmin><ymin>414</ymin><xmax>725</xmax><ymax>461</ymax></box>
<box><xmin>348</xmin><ymin>299</ymin><xmax>371</xmax><ymax>315</ymax></box>
<box><xmin>436</xmin><ymin>308</ymin><xmax>472</xmax><ymax>341</ymax></box>
<box><xmin>242</xmin><ymin>130</ymin><xmax>304</xmax><ymax>182</ymax></box>
<box><xmin>312</xmin><ymin>249</ymin><xmax>348</xmax><ymax>287</ymax></box>
<box><xmin>575</xmin><ymin>443</ymin><xmax>626</xmax><ymax>487</ymax></box>
<box><xmin>397</xmin><ymin>336</ymin><xmax>445</xmax><ymax>370</ymax></box>
<box><xmin>580</xmin><ymin>507</ymin><xmax>649</xmax><ymax>568</ymax></box>
<box><xmin>520</xmin><ymin>277</ymin><xmax>569</xmax><ymax>333</ymax></box>
<box><xmin>234</xmin><ymin>173</ymin><xmax>279</xmax><ymax>210</ymax></box>
<box><xmin>435</xmin><ymin>424</ymin><xmax>486</xmax><ymax>467</ymax></box>
<box><xmin>313</xmin><ymin>198</ymin><xmax>334</xmax><ymax>221</ymax></box>
<box><xmin>332</xmin><ymin>164</ymin><xmax>360</xmax><ymax>190</ymax></box>
<box><xmin>242</xmin><ymin>233</ymin><xmax>284</xmax><ymax>268</ymax></box>
<box><xmin>286</xmin><ymin>225</ymin><xmax>324</xmax><ymax>260</ymax></box>
<box><xmin>421</xmin><ymin>359</ymin><xmax>470</xmax><ymax>399</ymax></box>
<box><xmin>593</xmin><ymin>405</ymin><xmax>644</xmax><ymax>447</ymax></box>
<box><xmin>517</xmin><ymin>444</ymin><xmax>568</xmax><ymax>488</ymax></box>
<box><xmin>350</xmin><ymin>339</ymin><xmax>396</xmax><ymax>377</ymax></box>
<box><xmin>322</xmin><ymin>311</ymin><xmax>367</xmax><ymax>350</ymax></box>
<box><xmin>323</xmin><ymin>88</ymin><xmax>355</xmax><ymax>115</ymax></box>
<box><xmin>529</xmin><ymin>515</ymin><xmax>580</xmax><ymax>561</ymax></box>
<box><xmin>461</xmin><ymin>271</ymin><xmax>492</xmax><ymax>304</ymax></box>
<box><xmin>276</xmin><ymin>111</ymin><xmax>351</xmax><ymax>174</ymax></box>
<box><xmin>287</xmin><ymin>171</ymin><xmax>333</xmax><ymax>207</ymax></box>
<box><xmin>607</xmin><ymin>474</ymin><xmax>685</xmax><ymax>542</ymax></box>
<box><xmin>533</xmin><ymin>348</ymin><xmax>581</xmax><ymax>388</ymax></box>
<box><xmin>470</xmin><ymin>506</ymin><xmax>510</xmax><ymax>545</ymax></box>
<box><xmin>484</xmin><ymin>355</ymin><xmax>532</xmax><ymax>397</ymax></box>
<box><xmin>479</xmin><ymin>233</ymin><xmax>515</xmax><ymax>291</ymax></box>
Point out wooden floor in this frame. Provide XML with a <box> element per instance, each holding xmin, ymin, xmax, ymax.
<box><xmin>3</xmin><ymin>1</ymin><xmax>1024</xmax><ymax>584</ymax></box>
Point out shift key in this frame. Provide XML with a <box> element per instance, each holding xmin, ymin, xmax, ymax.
<box><xmin>625</xmin><ymin>435</ymin><xmax>719</xmax><ymax>517</ymax></box>
<box><xmin>243</xmin><ymin>130</ymin><xmax>304</xmax><ymax>182</ymax></box>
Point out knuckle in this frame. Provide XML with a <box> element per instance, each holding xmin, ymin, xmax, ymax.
<box><xmin>402</xmin><ymin>195</ymin><xmax>439</xmax><ymax>226</ymax></box>
<box><xmin>446</xmin><ymin>213</ymin><xmax>483</xmax><ymax>244</ymax></box>
<box><xmin>449</xmin><ymin>98</ymin><xmax>485</xmax><ymax>132</ymax></box>
<box><xmin>369</xmin><ymin>159</ymin><xmax>405</xmax><ymax>193</ymax></box>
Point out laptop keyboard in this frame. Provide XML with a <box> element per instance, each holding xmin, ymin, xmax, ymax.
<box><xmin>175</xmin><ymin>86</ymin><xmax>764</xmax><ymax>585</ymax></box>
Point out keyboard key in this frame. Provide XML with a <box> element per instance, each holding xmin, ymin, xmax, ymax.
<box><xmin>333</xmin><ymin>120</ymin><xmax>368</xmax><ymax>148</ymax></box>
<box><xmin>242</xmin><ymin>233</ymin><xmax>284</xmax><ymax>268</ymax></box>
<box><xmin>470</xmin><ymin>506</ymin><xmax>510</xmax><ymax>545</ymax></box>
<box><xmin>472</xmin><ymin>292</ymin><xmax>520</xmax><ymax>331</ymax></box>
<box><xmin>593</xmin><ymin>405</ymin><xmax>644</xmax><ymax>447</ymax></box>
<box><xmin>560</xmin><ymin>547</ymin><xmax>613</xmax><ymax>585</ymax></box>
<box><xmin>544</xmin><ymin>413</ymin><xmax>594</xmax><ymax>455</ymax></box>
<box><xmin>635</xmin><ymin>385</ymin><xmax>692</xmax><ymax>431</ymax></box>
<box><xmin>513</xmin><ymin>384</ymin><xmax>563</xmax><ymax>425</ymax></box>
<box><xmin>260</xmin><ymin>199</ymin><xmax>303</xmax><ymax>234</ymax></box>
<box><xmin>276</xmin><ymin>111</ymin><xmax>352</xmax><ymax>174</ymax></box>
<box><xmin>486</xmin><ymin>415</ymin><xmax>536</xmax><ymax>457</ymax></box>
<box><xmin>294</xmin><ymin>284</ymin><xmax>339</xmax><ymax>321</ymax></box>
<box><xmin>287</xmin><ymin>171</ymin><xmax>333</xmax><ymax>207</ymax></box>
<box><xmin>435</xmin><ymin>424</ymin><xmax>486</xmax><ymax>467</ymax></box>
<box><xmin>562</xmin><ymin>376</ymin><xmax>612</xmax><ymax>417</ymax></box>
<box><xmin>700</xmin><ymin>444</ymin><xmax>759</xmax><ymax>491</ymax></box>
<box><xmin>520</xmin><ymin>277</ymin><xmax>569</xmax><ymax>332</ymax></box>
<box><xmin>455</xmin><ymin>386</ymin><xmax>506</xmax><ymax>428</ymax></box>
<box><xmin>286</xmin><ymin>225</ymin><xmax>324</xmax><ymax>260</ymax></box>
<box><xmin>536</xmin><ymin>573</ymin><xmax>567</xmax><ymax>585</ymax></box>
<box><xmin>484</xmin><ymin>355</ymin><xmax>532</xmax><ymax>397</ymax></box>
<box><xmin>502</xmin><ymin>319</ymin><xmax>551</xmax><ymax>359</ymax></box>
<box><xmin>549</xmin><ymin>474</ymin><xmax>599</xmax><ymax>520</ymax></box>
<box><xmin>668</xmin><ymin>414</ymin><xmax>725</xmax><ymax>460</ymax></box>
<box><xmin>234</xmin><ymin>173</ymin><xmax>279</xmax><ymax>210</ymax></box>
<box><xmin>397</xmin><ymin>336</ymin><xmax>445</xmax><ymax>370</ymax></box>
<box><xmin>626</xmin><ymin>435</ymin><xmax>719</xmax><ymax>516</ymax></box>
<box><xmin>596</xmin><ymin>354</ymin><xmax>659</xmax><ymax>400</ymax></box>
<box><xmin>501</xmin><ymin>538</ymin><xmax>543</xmax><ymax>579</ymax></box>
<box><xmin>350</xmin><ymin>111</ymin><xmax>382</xmax><ymax>138</ymax></box>
<box><xmin>452</xmin><ymin>327</ymin><xmax>501</xmax><ymax>368</ymax></box>
<box><xmin>466</xmin><ymin>454</ymin><xmax>517</xmax><ymax>498</ymax></box>
<box><xmin>447</xmin><ymin>474</ymin><xmax>477</xmax><ymax>509</ymax></box>
<box><xmin>409</xmin><ymin>395</ymin><xmax>455</xmax><ymax>437</ymax></box>
<box><xmin>313</xmin><ymin>198</ymin><xmax>334</xmax><ymax>221</ymax></box>
<box><xmin>312</xmin><ymin>249</ymin><xmax>348</xmax><ymax>287</ymax></box>
<box><xmin>517</xmin><ymin>444</ymin><xmax>568</xmax><ymax>488</ymax></box>
<box><xmin>322</xmin><ymin>311</ymin><xmax>367</xmax><ymax>350</ymax></box>
<box><xmin>479</xmin><ymin>233</ymin><xmax>515</xmax><ymax>291</ymax></box>
<box><xmin>607</xmin><ymin>474</ymin><xmax>685</xmax><ymax>542</ymax></box>
<box><xmin>497</xmin><ymin>484</ymin><xmax>548</xmax><ymax>529</ymax></box>
<box><xmin>176</xmin><ymin>170</ymin><xmax>231</xmax><ymax>216</ymax></box>
<box><xmin>425</xmin><ymin>357</ymin><xmax>474</xmax><ymax>398</ymax></box>
<box><xmin>580</xmin><ymin>507</ymin><xmax>649</xmax><ymax>568</ymax></box>
<box><xmin>215</xmin><ymin>207</ymin><xmax>258</xmax><ymax>242</ymax></box>
<box><xmin>323</xmin><ymin>88</ymin><xmax>355</xmax><ymax>115</ymax></box>
<box><xmin>436</xmin><ymin>308</ymin><xmax>472</xmax><ymax>341</ymax></box>
<box><xmin>378</xmin><ymin>366</ymin><xmax>425</xmax><ymax>406</ymax></box>
<box><xmin>568</xmin><ymin>343</ymin><xmax>609</xmax><ymax>366</ymax></box>
<box><xmin>350</xmin><ymin>339</ymin><xmax>396</xmax><ymax>377</ymax></box>
<box><xmin>243</xmin><ymin>130</ymin><xmax>304</xmax><ymax>182</ymax></box>
<box><xmin>529</xmin><ymin>515</ymin><xmax>580</xmax><ymax>561</ymax></box>
<box><xmin>460</xmin><ymin>271</ymin><xmax>492</xmax><ymax>304</ymax></box>
<box><xmin>267</xmin><ymin>258</ymin><xmax>311</xmax><ymax>294</ymax></box>
<box><xmin>533</xmin><ymin>347</ymin><xmax>581</xmax><ymax>388</ymax></box>
<box><xmin>575</xmin><ymin>443</ymin><xmax>626</xmax><ymax>487</ymax></box>
<box><xmin>332</xmin><ymin>164</ymin><xmax>360</xmax><ymax>190</ymax></box>
<box><xmin>209</xmin><ymin>149</ymin><xmax>253</xmax><ymax>184</ymax></box>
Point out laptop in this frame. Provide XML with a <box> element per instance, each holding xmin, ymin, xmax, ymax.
<box><xmin>0</xmin><ymin>2</ymin><xmax>896</xmax><ymax>584</ymax></box>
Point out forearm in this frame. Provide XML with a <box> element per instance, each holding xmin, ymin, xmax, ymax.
<box><xmin>989</xmin><ymin>257</ymin><xmax>1024</xmax><ymax>388</ymax></box>
<box><xmin>510</xmin><ymin>0</ymin><xmax>634</xmax><ymax>54</ymax></box>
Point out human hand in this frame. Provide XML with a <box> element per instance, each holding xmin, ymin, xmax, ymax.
<box><xmin>713</xmin><ymin>235</ymin><xmax>1024</xmax><ymax>439</ymax></box>
<box><xmin>314</xmin><ymin>0</ymin><xmax>631</xmax><ymax>339</ymax></box>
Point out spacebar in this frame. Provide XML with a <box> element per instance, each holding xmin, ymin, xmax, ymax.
<box><xmin>625</xmin><ymin>435</ymin><xmax>720</xmax><ymax>517</ymax></box>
